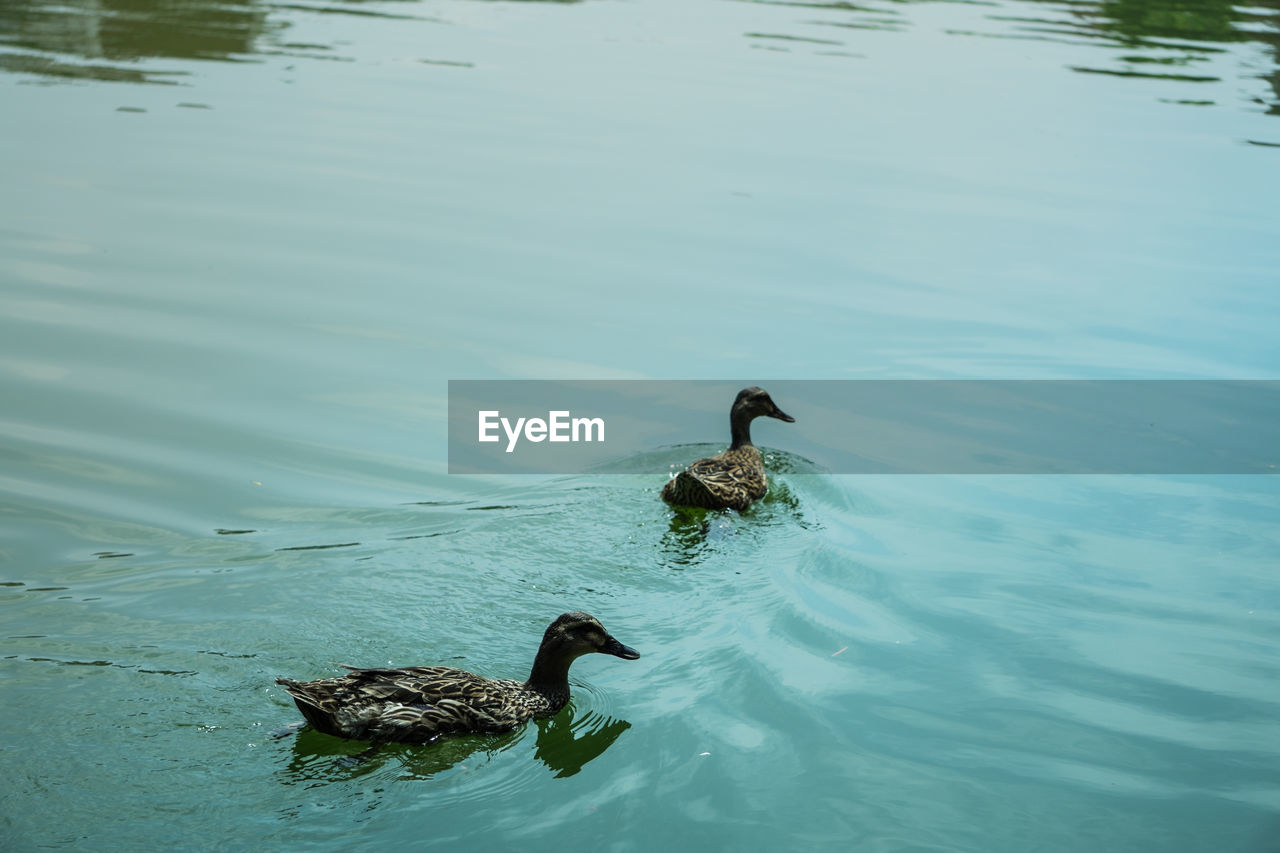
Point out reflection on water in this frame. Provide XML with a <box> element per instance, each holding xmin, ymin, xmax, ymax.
<box><xmin>0</xmin><ymin>0</ymin><xmax>1274</xmax><ymax>111</ymax></box>
<box><xmin>531</xmin><ymin>706</ymin><xmax>630</xmax><ymax>778</ymax></box>
<box><xmin>744</xmin><ymin>0</ymin><xmax>910</xmax><ymax>34</ymax></box>
<box><xmin>660</xmin><ymin>508</ymin><xmax>728</xmax><ymax>570</ymax></box>
<box><xmin>741</xmin><ymin>0</ymin><xmax>1278</xmax><ymax>116</ymax></box>
<box><xmin>659</xmin><ymin>493</ymin><xmax>810</xmax><ymax>572</ymax></box>
<box><xmin>1024</xmin><ymin>0</ymin><xmax>1278</xmax><ymax>111</ymax></box>
<box><xmin>1054</xmin><ymin>0</ymin><xmax>1277</xmax><ymax>100</ymax></box>
<box><xmin>277</xmin><ymin>702</ymin><xmax>629</xmax><ymax>792</ymax></box>
<box><xmin>279</xmin><ymin>726</ymin><xmax>524</xmax><ymax>785</ymax></box>
<box><xmin>0</xmin><ymin>0</ymin><xmax>456</xmax><ymax>84</ymax></box>
<box><xmin>0</xmin><ymin>0</ymin><xmax>271</xmax><ymax>84</ymax></box>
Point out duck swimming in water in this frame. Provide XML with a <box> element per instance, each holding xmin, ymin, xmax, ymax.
<box><xmin>660</xmin><ymin>386</ymin><xmax>795</xmax><ymax>511</ymax></box>
<box><xmin>276</xmin><ymin>612</ymin><xmax>639</xmax><ymax>744</ymax></box>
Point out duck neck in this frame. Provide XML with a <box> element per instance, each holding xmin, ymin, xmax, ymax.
<box><xmin>525</xmin><ymin>646</ymin><xmax>573</xmax><ymax>706</ymax></box>
<box><xmin>729</xmin><ymin>409</ymin><xmax>755</xmax><ymax>450</ymax></box>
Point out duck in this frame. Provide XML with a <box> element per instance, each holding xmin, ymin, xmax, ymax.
<box><xmin>660</xmin><ymin>386</ymin><xmax>795</xmax><ymax>511</ymax></box>
<box><xmin>275</xmin><ymin>612</ymin><xmax>639</xmax><ymax>744</ymax></box>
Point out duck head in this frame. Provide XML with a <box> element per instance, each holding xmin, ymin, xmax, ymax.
<box><xmin>729</xmin><ymin>386</ymin><xmax>794</xmax><ymax>448</ymax></box>
<box><xmin>541</xmin><ymin>612</ymin><xmax>640</xmax><ymax>661</ymax></box>
<box><xmin>733</xmin><ymin>386</ymin><xmax>794</xmax><ymax>423</ymax></box>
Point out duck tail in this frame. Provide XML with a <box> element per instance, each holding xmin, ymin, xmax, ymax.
<box><xmin>661</xmin><ymin>470</ymin><xmax>718</xmax><ymax>508</ymax></box>
<box><xmin>275</xmin><ymin>678</ymin><xmax>338</xmax><ymax>732</ymax></box>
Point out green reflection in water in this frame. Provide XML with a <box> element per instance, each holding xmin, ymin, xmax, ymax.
<box><xmin>1096</xmin><ymin>0</ymin><xmax>1240</xmax><ymax>44</ymax></box>
<box><xmin>0</xmin><ymin>0</ymin><xmax>489</xmax><ymax>85</ymax></box>
<box><xmin>0</xmin><ymin>0</ymin><xmax>273</xmax><ymax>84</ymax></box>
<box><xmin>276</xmin><ymin>701</ymin><xmax>628</xmax><ymax>786</ymax></box>
<box><xmin>740</xmin><ymin>0</ymin><xmax>1278</xmax><ymax>114</ymax></box>
<box><xmin>2</xmin><ymin>0</ymin><xmax>1276</xmax><ymax>117</ymax></box>
<box><xmin>1030</xmin><ymin>0</ymin><xmax>1277</xmax><ymax>106</ymax></box>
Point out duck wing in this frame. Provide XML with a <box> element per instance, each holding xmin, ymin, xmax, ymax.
<box><xmin>278</xmin><ymin>666</ymin><xmax>540</xmax><ymax>743</ymax></box>
<box><xmin>662</xmin><ymin>449</ymin><xmax>766</xmax><ymax>510</ymax></box>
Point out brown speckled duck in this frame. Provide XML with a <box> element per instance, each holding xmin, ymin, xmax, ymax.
<box><xmin>661</xmin><ymin>386</ymin><xmax>795</xmax><ymax>511</ymax></box>
<box><xmin>276</xmin><ymin>612</ymin><xmax>639</xmax><ymax>744</ymax></box>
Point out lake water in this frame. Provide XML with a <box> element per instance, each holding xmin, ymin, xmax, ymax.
<box><xmin>2</xmin><ymin>0</ymin><xmax>1279</xmax><ymax>850</ymax></box>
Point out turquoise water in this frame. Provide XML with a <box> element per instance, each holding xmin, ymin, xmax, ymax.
<box><xmin>3</xmin><ymin>0</ymin><xmax>1279</xmax><ymax>849</ymax></box>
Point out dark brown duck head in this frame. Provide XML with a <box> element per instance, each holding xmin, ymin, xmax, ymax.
<box><xmin>730</xmin><ymin>386</ymin><xmax>795</xmax><ymax>449</ymax></box>
<box><xmin>542</xmin><ymin>611</ymin><xmax>640</xmax><ymax>661</ymax></box>
<box><xmin>525</xmin><ymin>612</ymin><xmax>639</xmax><ymax>699</ymax></box>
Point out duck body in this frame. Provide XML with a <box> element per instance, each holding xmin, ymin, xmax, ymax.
<box><xmin>661</xmin><ymin>387</ymin><xmax>795</xmax><ymax>511</ymax></box>
<box><xmin>276</xmin><ymin>665</ymin><xmax>547</xmax><ymax>744</ymax></box>
<box><xmin>660</xmin><ymin>445</ymin><xmax>769</xmax><ymax>511</ymax></box>
<box><xmin>276</xmin><ymin>612</ymin><xmax>639</xmax><ymax>744</ymax></box>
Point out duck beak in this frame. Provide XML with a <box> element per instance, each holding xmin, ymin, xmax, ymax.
<box><xmin>601</xmin><ymin>636</ymin><xmax>640</xmax><ymax>660</ymax></box>
<box><xmin>770</xmin><ymin>406</ymin><xmax>795</xmax><ymax>423</ymax></box>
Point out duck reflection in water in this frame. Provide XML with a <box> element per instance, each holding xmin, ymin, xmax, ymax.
<box><xmin>276</xmin><ymin>701</ymin><xmax>631</xmax><ymax>784</ymax></box>
<box><xmin>659</xmin><ymin>480</ymin><xmax>807</xmax><ymax>570</ymax></box>
<box><xmin>531</xmin><ymin>706</ymin><xmax>630</xmax><ymax>779</ymax></box>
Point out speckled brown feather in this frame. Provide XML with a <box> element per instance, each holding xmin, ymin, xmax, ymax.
<box><xmin>660</xmin><ymin>445</ymin><xmax>767</xmax><ymax>511</ymax></box>
<box><xmin>276</xmin><ymin>665</ymin><xmax>548</xmax><ymax>743</ymax></box>
<box><xmin>276</xmin><ymin>612</ymin><xmax>639</xmax><ymax>744</ymax></box>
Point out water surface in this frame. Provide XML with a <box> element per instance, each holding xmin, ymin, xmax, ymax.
<box><xmin>2</xmin><ymin>0</ymin><xmax>1279</xmax><ymax>850</ymax></box>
